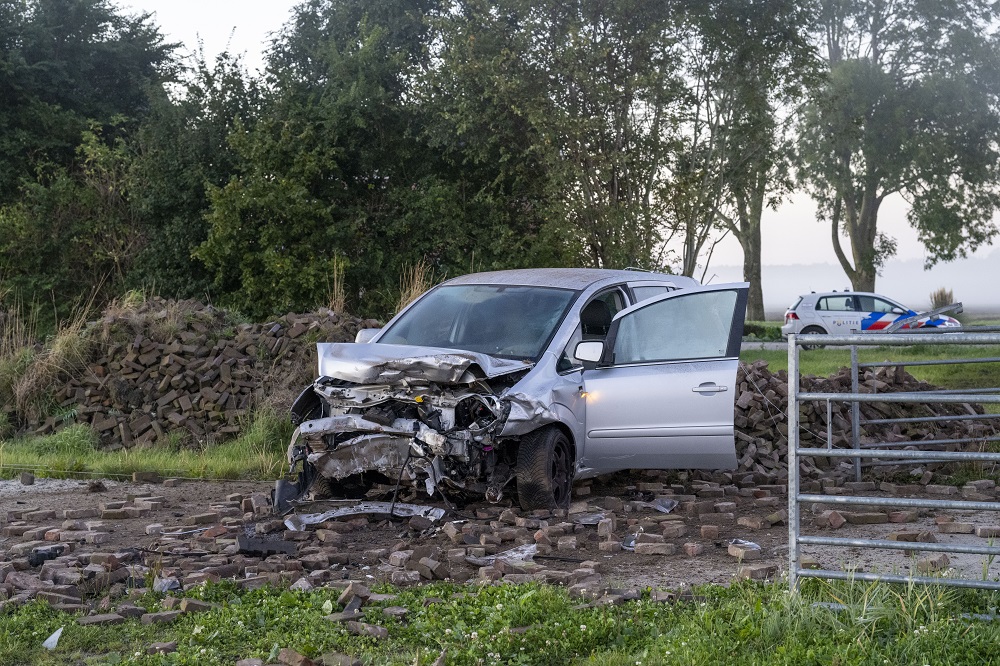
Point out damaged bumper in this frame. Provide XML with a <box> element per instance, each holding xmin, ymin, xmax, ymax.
<box><xmin>277</xmin><ymin>343</ymin><xmax>557</xmax><ymax>509</ymax></box>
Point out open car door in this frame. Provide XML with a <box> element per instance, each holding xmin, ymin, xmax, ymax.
<box><xmin>579</xmin><ymin>283</ymin><xmax>748</xmax><ymax>474</ymax></box>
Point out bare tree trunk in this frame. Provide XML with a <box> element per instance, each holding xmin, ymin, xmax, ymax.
<box><xmin>741</xmin><ymin>222</ymin><xmax>764</xmax><ymax>320</ymax></box>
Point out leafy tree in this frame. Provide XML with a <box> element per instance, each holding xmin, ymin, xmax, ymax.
<box><xmin>0</xmin><ymin>0</ymin><xmax>175</xmax><ymax>204</ymax></box>
<box><xmin>798</xmin><ymin>0</ymin><xmax>1000</xmax><ymax>291</ymax></box>
<box><xmin>197</xmin><ymin>0</ymin><xmax>449</xmax><ymax>318</ymax></box>
<box><xmin>126</xmin><ymin>51</ymin><xmax>261</xmax><ymax>299</ymax></box>
<box><xmin>425</xmin><ymin>0</ymin><xmax>690</xmax><ymax>272</ymax></box>
<box><xmin>0</xmin><ymin>124</ymin><xmax>140</xmax><ymax>322</ymax></box>
<box><xmin>675</xmin><ymin>0</ymin><xmax>816</xmax><ymax>318</ymax></box>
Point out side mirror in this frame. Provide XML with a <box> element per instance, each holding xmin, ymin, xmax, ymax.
<box><xmin>574</xmin><ymin>341</ymin><xmax>604</xmax><ymax>369</ymax></box>
<box><xmin>891</xmin><ymin>307</ymin><xmax>907</xmax><ymax>315</ymax></box>
<box><xmin>355</xmin><ymin>328</ymin><xmax>381</xmax><ymax>344</ymax></box>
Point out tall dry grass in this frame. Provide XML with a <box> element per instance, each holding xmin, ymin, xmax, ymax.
<box><xmin>326</xmin><ymin>256</ymin><xmax>347</xmax><ymax>314</ymax></box>
<box><xmin>396</xmin><ymin>259</ymin><xmax>433</xmax><ymax>313</ymax></box>
<box><xmin>930</xmin><ymin>287</ymin><xmax>955</xmax><ymax>310</ymax></box>
<box><xmin>13</xmin><ymin>306</ymin><xmax>97</xmax><ymax>422</ymax></box>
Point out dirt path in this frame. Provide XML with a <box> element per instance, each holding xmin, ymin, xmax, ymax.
<box><xmin>3</xmin><ymin>473</ymin><xmax>998</xmax><ymax>602</ymax></box>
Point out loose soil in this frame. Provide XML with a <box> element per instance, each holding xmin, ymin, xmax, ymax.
<box><xmin>4</xmin><ymin>473</ymin><xmax>998</xmax><ymax>592</ymax></box>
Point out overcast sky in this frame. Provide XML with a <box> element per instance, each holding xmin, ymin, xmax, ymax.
<box><xmin>120</xmin><ymin>0</ymin><xmax>1000</xmax><ymax>309</ymax></box>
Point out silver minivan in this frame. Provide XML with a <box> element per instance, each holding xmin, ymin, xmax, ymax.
<box><xmin>278</xmin><ymin>269</ymin><xmax>749</xmax><ymax>511</ymax></box>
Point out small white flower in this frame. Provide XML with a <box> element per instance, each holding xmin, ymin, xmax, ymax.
<box><xmin>580</xmin><ymin>624</ymin><xmax>587</xmax><ymax>631</ymax></box>
<box><xmin>192</xmin><ymin>625</ymin><xmax>204</xmax><ymax>635</ymax></box>
<box><xmin>496</xmin><ymin>603</ymin><xmax>504</xmax><ymax>610</ymax></box>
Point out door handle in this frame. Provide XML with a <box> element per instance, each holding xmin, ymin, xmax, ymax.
<box><xmin>692</xmin><ymin>384</ymin><xmax>727</xmax><ymax>393</ymax></box>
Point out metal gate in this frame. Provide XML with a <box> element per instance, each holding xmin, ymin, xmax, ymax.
<box><xmin>787</xmin><ymin>329</ymin><xmax>1000</xmax><ymax>591</ymax></box>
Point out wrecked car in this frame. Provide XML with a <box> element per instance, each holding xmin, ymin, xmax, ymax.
<box><xmin>275</xmin><ymin>268</ymin><xmax>749</xmax><ymax>512</ymax></box>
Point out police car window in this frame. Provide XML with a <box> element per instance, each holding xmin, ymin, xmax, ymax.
<box><xmin>858</xmin><ymin>296</ymin><xmax>897</xmax><ymax>313</ymax></box>
<box><xmin>817</xmin><ymin>296</ymin><xmax>853</xmax><ymax>312</ymax></box>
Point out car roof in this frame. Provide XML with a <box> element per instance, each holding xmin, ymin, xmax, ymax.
<box><xmin>805</xmin><ymin>291</ymin><xmax>897</xmax><ymax>299</ymax></box>
<box><xmin>442</xmin><ymin>268</ymin><xmax>698</xmax><ymax>291</ymax></box>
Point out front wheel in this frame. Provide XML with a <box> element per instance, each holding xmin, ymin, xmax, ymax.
<box><xmin>516</xmin><ymin>427</ymin><xmax>573</xmax><ymax>511</ymax></box>
<box><xmin>799</xmin><ymin>325</ymin><xmax>827</xmax><ymax>351</ymax></box>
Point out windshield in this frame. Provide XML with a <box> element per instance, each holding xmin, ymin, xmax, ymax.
<box><xmin>378</xmin><ymin>284</ymin><xmax>576</xmax><ymax>360</ymax></box>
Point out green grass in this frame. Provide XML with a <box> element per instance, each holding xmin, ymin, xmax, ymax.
<box><xmin>0</xmin><ymin>411</ymin><xmax>291</xmax><ymax>481</ymax></box>
<box><xmin>741</xmin><ymin>344</ymin><xmax>1000</xmax><ymax>391</ymax></box>
<box><xmin>2</xmin><ymin>578</ymin><xmax>1000</xmax><ymax>665</ymax></box>
<box><xmin>743</xmin><ymin>320</ymin><xmax>782</xmax><ymax>341</ymax></box>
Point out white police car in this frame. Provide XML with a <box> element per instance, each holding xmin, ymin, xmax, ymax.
<box><xmin>781</xmin><ymin>291</ymin><xmax>961</xmax><ymax>339</ymax></box>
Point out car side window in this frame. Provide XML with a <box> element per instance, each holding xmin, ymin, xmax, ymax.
<box><xmin>558</xmin><ymin>288</ymin><xmax>626</xmax><ymax>372</ymax></box>
<box><xmin>613</xmin><ymin>290</ymin><xmax>738</xmax><ymax>363</ymax></box>
<box><xmin>632</xmin><ymin>285</ymin><xmax>673</xmax><ymax>303</ymax></box>
<box><xmin>816</xmin><ymin>296</ymin><xmax>854</xmax><ymax>312</ymax></box>
<box><xmin>858</xmin><ymin>296</ymin><xmax>897</xmax><ymax>313</ymax></box>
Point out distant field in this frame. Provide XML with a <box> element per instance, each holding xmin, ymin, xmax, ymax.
<box><xmin>741</xmin><ymin>344</ymin><xmax>1000</xmax><ymax>392</ymax></box>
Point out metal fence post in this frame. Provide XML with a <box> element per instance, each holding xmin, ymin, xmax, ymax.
<box><xmin>787</xmin><ymin>334</ymin><xmax>800</xmax><ymax>591</ymax></box>
<box><xmin>851</xmin><ymin>344</ymin><xmax>861</xmax><ymax>482</ymax></box>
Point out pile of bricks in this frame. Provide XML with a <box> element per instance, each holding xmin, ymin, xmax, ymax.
<box><xmin>7</xmin><ymin>297</ymin><xmax>378</xmax><ymax>448</ymax></box>
<box><xmin>734</xmin><ymin>360</ymin><xmax>996</xmax><ymax>479</ymax></box>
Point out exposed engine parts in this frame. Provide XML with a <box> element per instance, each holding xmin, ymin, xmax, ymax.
<box><xmin>275</xmin><ymin>343</ymin><xmax>541</xmax><ymax>512</ymax></box>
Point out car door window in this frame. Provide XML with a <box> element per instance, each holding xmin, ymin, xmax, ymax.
<box><xmin>612</xmin><ymin>289</ymin><xmax>738</xmax><ymax>364</ymax></box>
<box><xmin>559</xmin><ymin>288</ymin><xmax>626</xmax><ymax>372</ymax></box>
<box><xmin>631</xmin><ymin>285</ymin><xmax>673</xmax><ymax>302</ymax></box>
<box><xmin>817</xmin><ymin>296</ymin><xmax>854</xmax><ymax>312</ymax></box>
<box><xmin>857</xmin><ymin>295</ymin><xmax>899</xmax><ymax>313</ymax></box>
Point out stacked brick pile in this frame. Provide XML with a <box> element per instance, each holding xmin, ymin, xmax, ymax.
<box><xmin>734</xmin><ymin>360</ymin><xmax>995</xmax><ymax>479</ymax></box>
<box><xmin>5</xmin><ymin>297</ymin><xmax>993</xmax><ymax>465</ymax></box>
<box><xmin>13</xmin><ymin>298</ymin><xmax>378</xmax><ymax>448</ymax></box>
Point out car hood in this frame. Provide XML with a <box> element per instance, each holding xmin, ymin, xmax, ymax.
<box><xmin>316</xmin><ymin>343</ymin><xmax>534</xmax><ymax>385</ymax></box>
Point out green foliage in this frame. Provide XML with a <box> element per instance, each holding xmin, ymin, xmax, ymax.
<box><xmin>126</xmin><ymin>51</ymin><xmax>262</xmax><ymax>300</ymax></box>
<box><xmin>0</xmin><ymin>0</ymin><xmax>176</xmax><ymax>205</ymax></box>
<box><xmin>742</xmin><ymin>321</ymin><xmax>782</xmax><ymax>341</ymax></box>
<box><xmin>797</xmin><ymin>0</ymin><xmax>1000</xmax><ymax>291</ymax></box>
<box><xmin>0</xmin><ymin>122</ymin><xmax>141</xmax><ymax>328</ymax></box>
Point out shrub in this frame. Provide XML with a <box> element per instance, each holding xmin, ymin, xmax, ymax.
<box><xmin>930</xmin><ymin>287</ymin><xmax>954</xmax><ymax>310</ymax></box>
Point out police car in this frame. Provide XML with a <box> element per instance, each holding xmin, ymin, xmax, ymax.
<box><xmin>781</xmin><ymin>291</ymin><xmax>961</xmax><ymax>339</ymax></box>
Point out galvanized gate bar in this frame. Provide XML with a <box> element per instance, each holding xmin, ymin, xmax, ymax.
<box><xmin>797</xmin><ymin>391</ymin><xmax>1000</xmax><ymax>404</ymax></box>
<box><xmin>796</xmin><ymin>570</ymin><xmax>1000</xmax><ymax>591</ymax></box>
<box><xmin>802</xmin><ymin>332</ymin><xmax>1000</xmax><ymax>345</ymax></box>
<box><xmin>800</xmin><ymin>536</ymin><xmax>1000</xmax><ymax>557</ymax></box>
<box><xmin>795</xmin><ymin>448</ymin><xmax>1000</xmax><ymax>462</ymax></box>
<box><xmin>864</xmin><ymin>413</ymin><xmax>1000</xmax><ymax>425</ymax></box>
<box><xmin>797</xmin><ymin>493</ymin><xmax>1000</xmax><ymax>512</ymax></box>
<box><xmin>859</xmin><ymin>357</ymin><xmax>1000</xmax><ymax>368</ymax></box>
<box><xmin>787</xmin><ymin>334</ymin><xmax>801</xmax><ymax>590</ymax></box>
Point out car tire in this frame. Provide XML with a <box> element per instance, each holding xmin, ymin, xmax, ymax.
<box><xmin>799</xmin><ymin>325</ymin><xmax>826</xmax><ymax>351</ymax></box>
<box><xmin>516</xmin><ymin>426</ymin><xmax>573</xmax><ymax>511</ymax></box>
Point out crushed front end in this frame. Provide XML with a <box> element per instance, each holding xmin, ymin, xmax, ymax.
<box><xmin>274</xmin><ymin>343</ymin><xmax>533</xmax><ymax>511</ymax></box>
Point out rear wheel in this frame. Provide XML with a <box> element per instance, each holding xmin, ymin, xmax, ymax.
<box><xmin>799</xmin><ymin>325</ymin><xmax>827</xmax><ymax>351</ymax></box>
<box><xmin>516</xmin><ymin>426</ymin><xmax>573</xmax><ymax>511</ymax></box>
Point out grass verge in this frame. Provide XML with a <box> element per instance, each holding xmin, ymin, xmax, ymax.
<box><xmin>741</xmin><ymin>344</ymin><xmax>1000</xmax><ymax>391</ymax></box>
<box><xmin>0</xmin><ymin>410</ymin><xmax>290</xmax><ymax>481</ymax></box>
<box><xmin>2</xmin><ymin>578</ymin><xmax>1000</xmax><ymax>665</ymax></box>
